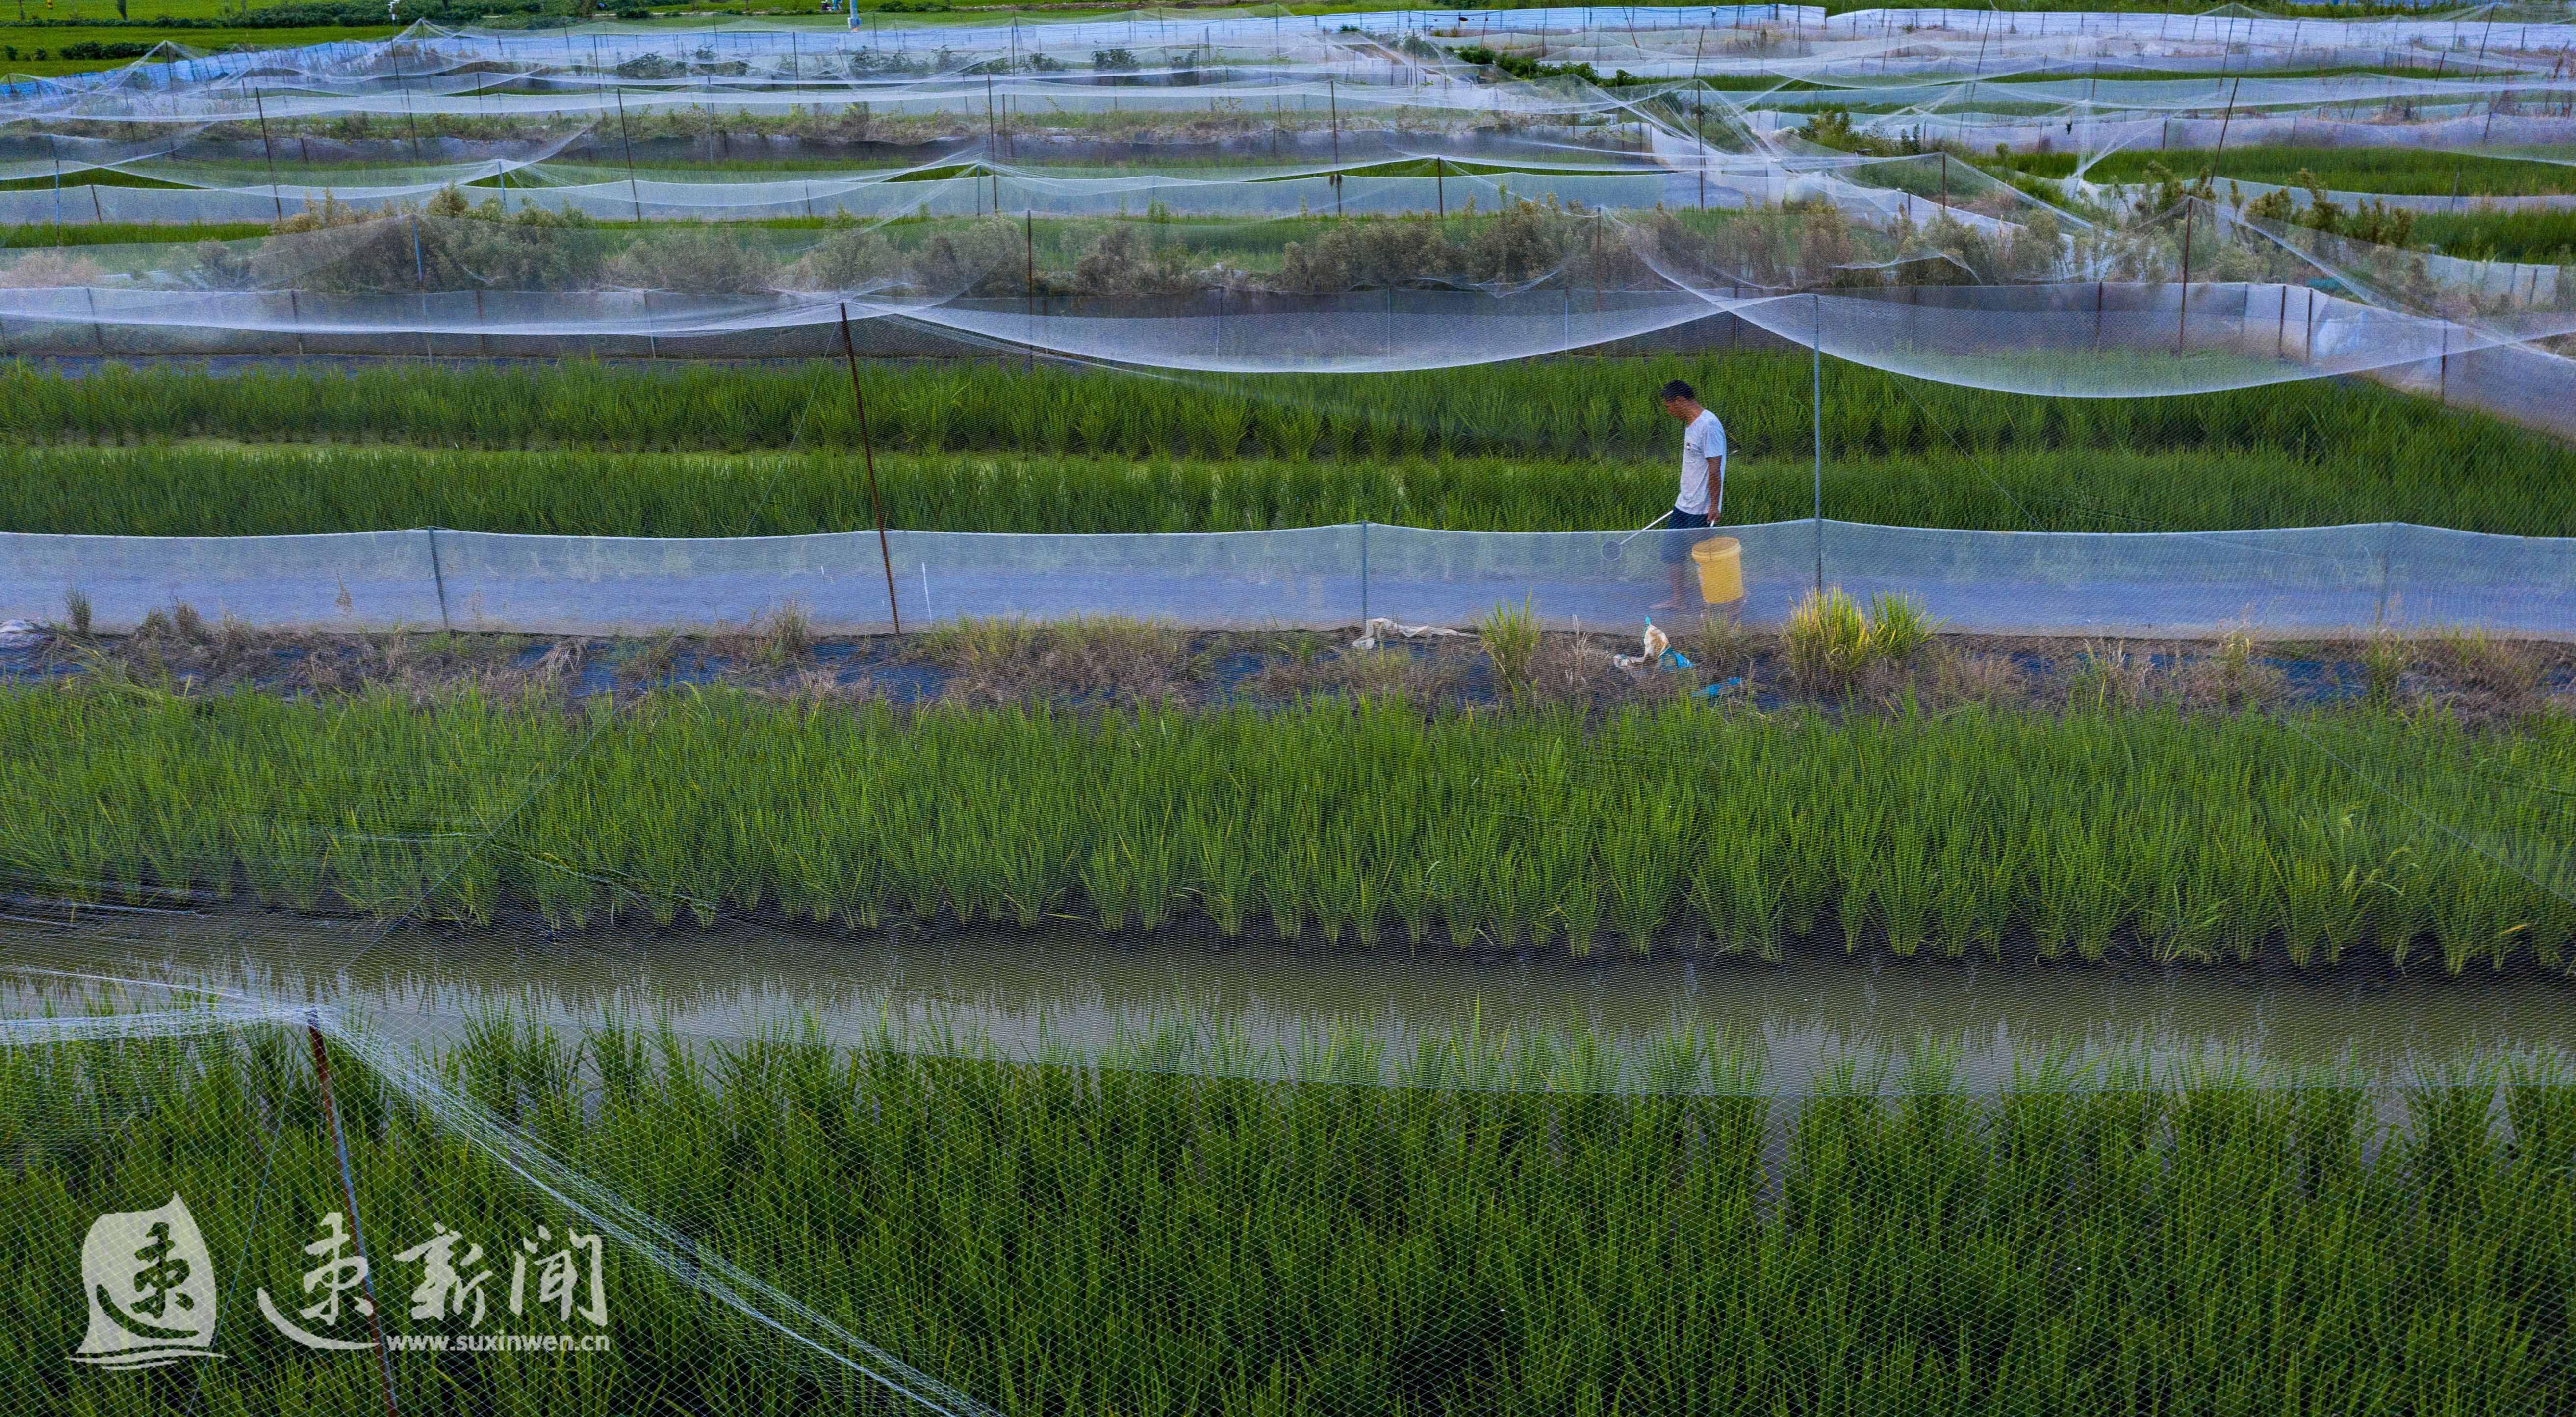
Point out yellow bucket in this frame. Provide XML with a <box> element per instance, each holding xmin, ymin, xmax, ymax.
<box><xmin>1691</xmin><ymin>536</ymin><xmax>1744</xmax><ymax>605</ymax></box>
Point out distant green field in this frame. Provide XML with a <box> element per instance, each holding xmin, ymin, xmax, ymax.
<box><xmin>2409</xmin><ymin>208</ymin><xmax>2576</xmax><ymax>265</ymax></box>
<box><xmin>0</xmin><ymin>23</ymin><xmax>390</xmax><ymax>75</ymax></box>
<box><xmin>2</xmin><ymin>1</ymin><xmax>2460</xmax><ymax>78</ymax></box>
<box><xmin>2000</xmin><ymin>145</ymin><xmax>2576</xmax><ymax>198</ymax></box>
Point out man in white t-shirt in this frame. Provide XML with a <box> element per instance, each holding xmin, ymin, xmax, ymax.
<box><xmin>1653</xmin><ymin>378</ymin><xmax>1726</xmax><ymax>610</ymax></box>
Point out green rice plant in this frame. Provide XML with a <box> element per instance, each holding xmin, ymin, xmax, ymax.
<box><xmin>18</xmin><ymin>1013</ymin><xmax>2562</xmax><ymax>1417</ymax></box>
<box><xmin>0</xmin><ymin>356</ymin><xmax>2565</xmax><ymax>537</ymax></box>
<box><xmin>2</xmin><ymin>688</ymin><xmax>2571</xmax><ymax>972</ymax></box>
<box><xmin>1476</xmin><ymin>597</ymin><xmax>1543</xmax><ymax>697</ymax></box>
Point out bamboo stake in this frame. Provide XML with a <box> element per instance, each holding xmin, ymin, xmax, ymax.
<box><xmin>839</xmin><ymin>303</ymin><xmax>901</xmax><ymax>635</ymax></box>
<box><xmin>253</xmin><ymin>86</ymin><xmax>283</xmax><ymax>222</ymax></box>
<box><xmin>613</xmin><ymin>85</ymin><xmax>643</xmax><ymax>222</ymax></box>
<box><xmin>1811</xmin><ymin>291</ymin><xmax>1824</xmax><ymax>600</ymax></box>
<box><xmin>2175</xmin><ymin>200</ymin><xmax>2195</xmax><ymax>355</ymax></box>
<box><xmin>306</xmin><ymin>1015</ymin><xmax>400</xmax><ymax>1417</ymax></box>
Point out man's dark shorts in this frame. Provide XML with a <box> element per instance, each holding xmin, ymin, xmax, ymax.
<box><xmin>1659</xmin><ymin>508</ymin><xmax>1710</xmax><ymax>564</ymax></box>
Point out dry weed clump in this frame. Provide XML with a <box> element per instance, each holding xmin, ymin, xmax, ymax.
<box><xmin>1249</xmin><ymin>635</ymin><xmax>1468</xmax><ymax>704</ymax></box>
<box><xmin>1912</xmin><ymin>646</ymin><xmax>2029</xmax><ymax>708</ymax></box>
<box><xmin>1689</xmin><ymin>613</ymin><xmax>1762</xmax><ymax>683</ymax></box>
<box><xmin>1520</xmin><ymin>629</ymin><xmax>1675</xmax><ymax>710</ymax></box>
<box><xmin>620</xmin><ymin>631</ymin><xmax>685</xmax><ymax>685</ymax></box>
<box><xmin>920</xmin><ymin>615</ymin><xmax>1198</xmax><ymax>705</ymax></box>
<box><xmin>711</xmin><ymin>603</ymin><xmax>817</xmax><ymax>670</ymax></box>
<box><xmin>45</xmin><ymin>610</ymin><xmax>596</xmax><ymax>707</ymax></box>
<box><xmin>2418</xmin><ymin>627</ymin><xmax>2551</xmax><ymax>716</ymax></box>
<box><xmin>2178</xmin><ymin>625</ymin><xmax>2286</xmax><ymax>709</ymax></box>
<box><xmin>363</xmin><ymin>630</ymin><xmax>570</xmax><ymax>705</ymax></box>
<box><xmin>2060</xmin><ymin>640</ymin><xmax>2161</xmax><ymax>711</ymax></box>
<box><xmin>756</xmin><ymin>667</ymin><xmax>882</xmax><ymax>707</ymax></box>
<box><xmin>2359</xmin><ymin>627</ymin><xmax>2415</xmax><ymax>708</ymax></box>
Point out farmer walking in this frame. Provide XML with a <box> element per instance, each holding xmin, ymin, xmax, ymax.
<box><xmin>1651</xmin><ymin>379</ymin><xmax>1726</xmax><ymax>610</ymax></box>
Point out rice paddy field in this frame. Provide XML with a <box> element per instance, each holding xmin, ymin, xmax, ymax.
<box><xmin>0</xmin><ymin>1017</ymin><xmax>2569</xmax><ymax>1416</ymax></box>
<box><xmin>2010</xmin><ymin>146</ymin><xmax>2576</xmax><ymax>200</ymax></box>
<box><xmin>2</xmin><ymin>353</ymin><xmax>2565</xmax><ymax>536</ymax></box>
<box><xmin>5</xmin><ymin>7</ymin><xmax>2575</xmax><ymax>1413</ymax></box>
<box><xmin>2</xmin><ymin>688</ymin><xmax>2568</xmax><ymax>970</ymax></box>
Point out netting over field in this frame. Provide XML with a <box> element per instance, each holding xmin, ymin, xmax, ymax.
<box><xmin>0</xmin><ymin>8</ymin><xmax>2563</xmax><ymax>421</ymax></box>
<box><xmin>3</xmin><ymin>17</ymin><xmax>2575</xmax><ymax>1413</ymax></box>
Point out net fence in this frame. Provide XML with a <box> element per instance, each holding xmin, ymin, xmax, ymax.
<box><xmin>6</xmin><ymin>517</ymin><xmax>2570</xmax><ymax>640</ymax></box>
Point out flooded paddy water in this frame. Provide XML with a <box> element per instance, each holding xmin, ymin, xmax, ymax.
<box><xmin>4</xmin><ymin>909</ymin><xmax>2566</xmax><ymax>1100</ymax></box>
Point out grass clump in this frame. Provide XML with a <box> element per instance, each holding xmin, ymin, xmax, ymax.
<box><xmin>1475</xmin><ymin>597</ymin><xmax>1543</xmax><ymax>697</ymax></box>
<box><xmin>1782</xmin><ymin>589</ymin><xmax>1942</xmax><ymax>692</ymax></box>
<box><xmin>2361</xmin><ymin>627</ymin><xmax>2414</xmax><ymax>708</ymax></box>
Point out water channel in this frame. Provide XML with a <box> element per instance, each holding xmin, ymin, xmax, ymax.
<box><xmin>4</xmin><ymin>909</ymin><xmax>2567</xmax><ymax>1096</ymax></box>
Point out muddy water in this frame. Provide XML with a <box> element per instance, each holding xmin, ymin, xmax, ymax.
<box><xmin>1</xmin><ymin>911</ymin><xmax>2567</xmax><ymax>1094</ymax></box>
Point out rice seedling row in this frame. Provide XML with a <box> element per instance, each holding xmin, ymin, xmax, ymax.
<box><xmin>5</xmin><ymin>437</ymin><xmax>2562</xmax><ymax>537</ymax></box>
<box><xmin>2</xmin><ymin>689</ymin><xmax>2567</xmax><ymax>972</ymax></box>
<box><xmin>1</xmin><ymin>1018</ymin><xmax>2567</xmax><ymax>1416</ymax></box>
<box><xmin>2</xmin><ymin>356</ymin><xmax>2561</xmax><ymax>537</ymax></box>
<box><xmin>3</xmin><ymin>353</ymin><xmax>2547</xmax><ymax>466</ymax></box>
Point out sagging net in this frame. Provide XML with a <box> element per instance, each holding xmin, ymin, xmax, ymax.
<box><xmin>0</xmin><ymin>9</ymin><xmax>2560</xmax><ymax>420</ymax></box>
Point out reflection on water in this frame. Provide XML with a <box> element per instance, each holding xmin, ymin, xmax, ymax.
<box><xmin>1</xmin><ymin>910</ymin><xmax>2568</xmax><ymax>1095</ymax></box>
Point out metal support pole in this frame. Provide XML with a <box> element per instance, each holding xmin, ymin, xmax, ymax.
<box><xmin>1328</xmin><ymin>78</ymin><xmax>1340</xmax><ymax>168</ymax></box>
<box><xmin>306</xmin><ymin>1015</ymin><xmax>400</xmax><ymax>1417</ymax></box>
<box><xmin>1811</xmin><ymin>292</ymin><xmax>1824</xmax><ymax>600</ymax></box>
<box><xmin>2373</xmin><ymin>522</ymin><xmax>2398</xmax><ymax>628</ymax></box>
<box><xmin>839</xmin><ymin>303</ymin><xmax>902</xmax><ymax>635</ymax></box>
<box><xmin>2210</xmin><ymin>75</ymin><xmax>2244</xmax><ymax>182</ymax></box>
<box><xmin>1358</xmin><ymin>519</ymin><xmax>1370</xmax><ymax>628</ymax></box>
<box><xmin>410</xmin><ymin>216</ymin><xmax>433</xmax><ymax>361</ymax></box>
<box><xmin>613</xmin><ymin>86</ymin><xmax>644</xmax><ymax>223</ymax></box>
<box><xmin>254</xmin><ymin>86</ymin><xmax>284</xmax><ymax>223</ymax></box>
<box><xmin>425</xmin><ymin>527</ymin><xmax>450</xmax><ymax>631</ymax></box>
<box><xmin>2174</xmin><ymin>201</ymin><xmax>2195</xmax><ymax>355</ymax></box>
